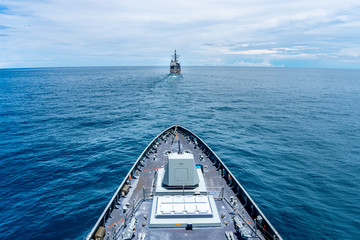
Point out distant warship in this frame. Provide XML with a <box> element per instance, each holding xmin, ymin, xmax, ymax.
<box><xmin>170</xmin><ymin>50</ymin><xmax>181</xmax><ymax>75</ymax></box>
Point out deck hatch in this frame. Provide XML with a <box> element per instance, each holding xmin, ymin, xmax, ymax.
<box><xmin>155</xmin><ymin>195</ymin><xmax>213</xmax><ymax>218</ymax></box>
<box><xmin>150</xmin><ymin>195</ymin><xmax>221</xmax><ymax>227</ymax></box>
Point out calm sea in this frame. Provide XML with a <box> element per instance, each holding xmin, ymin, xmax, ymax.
<box><xmin>0</xmin><ymin>67</ymin><xmax>359</xmax><ymax>239</ymax></box>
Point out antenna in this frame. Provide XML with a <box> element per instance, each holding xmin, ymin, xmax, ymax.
<box><xmin>172</xmin><ymin>50</ymin><xmax>179</xmax><ymax>63</ymax></box>
<box><xmin>175</xmin><ymin>124</ymin><xmax>181</xmax><ymax>153</ymax></box>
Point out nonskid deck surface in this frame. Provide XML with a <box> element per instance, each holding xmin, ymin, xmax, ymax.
<box><xmin>101</xmin><ymin>130</ymin><xmax>266</xmax><ymax>240</ymax></box>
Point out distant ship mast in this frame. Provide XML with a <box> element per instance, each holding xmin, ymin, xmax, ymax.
<box><xmin>173</xmin><ymin>50</ymin><xmax>179</xmax><ymax>63</ymax></box>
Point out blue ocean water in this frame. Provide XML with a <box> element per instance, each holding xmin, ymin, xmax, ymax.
<box><xmin>0</xmin><ymin>66</ymin><xmax>359</xmax><ymax>239</ymax></box>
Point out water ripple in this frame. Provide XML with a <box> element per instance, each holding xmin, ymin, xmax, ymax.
<box><xmin>1</xmin><ymin>67</ymin><xmax>359</xmax><ymax>239</ymax></box>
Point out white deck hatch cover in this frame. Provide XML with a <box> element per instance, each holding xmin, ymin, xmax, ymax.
<box><xmin>149</xmin><ymin>195</ymin><xmax>222</xmax><ymax>228</ymax></box>
<box><xmin>155</xmin><ymin>195</ymin><xmax>213</xmax><ymax>218</ymax></box>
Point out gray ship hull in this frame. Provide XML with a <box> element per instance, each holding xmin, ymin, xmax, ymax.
<box><xmin>87</xmin><ymin>125</ymin><xmax>282</xmax><ymax>240</ymax></box>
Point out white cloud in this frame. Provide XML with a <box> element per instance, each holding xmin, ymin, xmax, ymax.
<box><xmin>230</xmin><ymin>60</ymin><xmax>282</xmax><ymax>67</ymax></box>
<box><xmin>0</xmin><ymin>0</ymin><xmax>360</xmax><ymax>68</ymax></box>
<box><xmin>226</xmin><ymin>49</ymin><xmax>279</xmax><ymax>55</ymax></box>
<box><xmin>0</xmin><ymin>62</ymin><xmax>10</xmax><ymax>68</ymax></box>
<box><xmin>338</xmin><ymin>47</ymin><xmax>360</xmax><ymax>58</ymax></box>
<box><xmin>269</xmin><ymin>53</ymin><xmax>320</xmax><ymax>60</ymax></box>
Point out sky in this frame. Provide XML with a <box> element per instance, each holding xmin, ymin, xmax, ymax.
<box><xmin>0</xmin><ymin>0</ymin><xmax>360</xmax><ymax>69</ymax></box>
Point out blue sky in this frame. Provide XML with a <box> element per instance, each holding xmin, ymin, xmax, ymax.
<box><xmin>0</xmin><ymin>0</ymin><xmax>360</xmax><ymax>69</ymax></box>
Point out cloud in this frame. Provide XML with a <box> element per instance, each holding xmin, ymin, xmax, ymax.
<box><xmin>224</xmin><ymin>46</ymin><xmax>320</xmax><ymax>59</ymax></box>
<box><xmin>0</xmin><ymin>0</ymin><xmax>360</xmax><ymax>68</ymax></box>
<box><xmin>0</xmin><ymin>5</ymin><xmax>8</xmax><ymax>14</ymax></box>
<box><xmin>0</xmin><ymin>61</ymin><xmax>10</xmax><ymax>68</ymax></box>
<box><xmin>337</xmin><ymin>47</ymin><xmax>360</xmax><ymax>58</ymax></box>
<box><xmin>226</xmin><ymin>49</ymin><xmax>280</xmax><ymax>55</ymax></box>
<box><xmin>230</xmin><ymin>60</ymin><xmax>282</xmax><ymax>67</ymax></box>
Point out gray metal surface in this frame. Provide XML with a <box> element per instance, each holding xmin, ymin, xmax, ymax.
<box><xmin>87</xmin><ymin>125</ymin><xmax>282</xmax><ymax>240</ymax></box>
<box><xmin>162</xmin><ymin>152</ymin><xmax>199</xmax><ymax>187</ymax></box>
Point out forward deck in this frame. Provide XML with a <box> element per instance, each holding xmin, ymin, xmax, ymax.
<box><xmin>87</xmin><ymin>126</ymin><xmax>282</xmax><ymax>240</ymax></box>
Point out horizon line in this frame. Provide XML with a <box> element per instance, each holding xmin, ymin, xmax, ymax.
<box><xmin>1</xmin><ymin>65</ymin><xmax>360</xmax><ymax>71</ymax></box>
